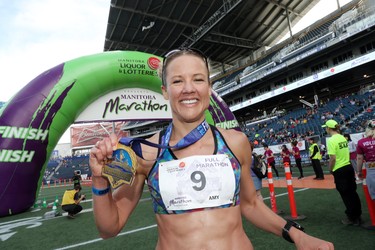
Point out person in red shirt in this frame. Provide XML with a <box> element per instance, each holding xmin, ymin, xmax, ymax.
<box><xmin>281</xmin><ymin>144</ymin><xmax>292</xmax><ymax>175</ymax></box>
<box><xmin>263</xmin><ymin>144</ymin><xmax>279</xmax><ymax>178</ymax></box>
<box><xmin>281</xmin><ymin>145</ymin><xmax>291</xmax><ymax>165</ymax></box>
<box><xmin>357</xmin><ymin>120</ymin><xmax>375</xmax><ymax>200</ymax></box>
<box><xmin>291</xmin><ymin>141</ymin><xmax>304</xmax><ymax>179</ymax></box>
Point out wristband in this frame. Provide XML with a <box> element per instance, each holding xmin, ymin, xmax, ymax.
<box><xmin>282</xmin><ymin>220</ymin><xmax>304</xmax><ymax>243</ymax></box>
<box><xmin>92</xmin><ymin>186</ymin><xmax>111</xmax><ymax>196</ymax></box>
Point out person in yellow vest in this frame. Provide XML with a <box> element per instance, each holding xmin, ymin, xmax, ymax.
<box><xmin>323</xmin><ymin>119</ymin><xmax>362</xmax><ymax>225</ymax></box>
<box><xmin>308</xmin><ymin>137</ymin><xmax>324</xmax><ymax>180</ymax></box>
<box><xmin>61</xmin><ymin>184</ymin><xmax>86</xmax><ymax>219</ymax></box>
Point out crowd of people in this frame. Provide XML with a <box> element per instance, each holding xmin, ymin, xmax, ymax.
<box><xmin>244</xmin><ymin>91</ymin><xmax>374</xmax><ymax>147</ymax></box>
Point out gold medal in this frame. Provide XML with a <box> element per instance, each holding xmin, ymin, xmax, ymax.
<box><xmin>102</xmin><ymin>143</ymin><xmax>137</xmax><ymax>189</ymax></box>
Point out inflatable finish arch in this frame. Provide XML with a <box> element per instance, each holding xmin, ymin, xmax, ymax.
<box><xmin>0</xmin><ymin>51</ymin><xmax>239</xmax><ymax>217</ymax></box>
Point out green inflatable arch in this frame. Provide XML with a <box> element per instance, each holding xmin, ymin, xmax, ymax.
<box><xmin>0</xmin><ymin>51</ymin><xmax>239</xmax><ymax>217</ymax></box>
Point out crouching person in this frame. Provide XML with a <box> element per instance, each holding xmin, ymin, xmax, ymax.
<box><xmin>61</xmin><ymin>184</ymin><xmax>85</xmax><ymax>219</ymax></box>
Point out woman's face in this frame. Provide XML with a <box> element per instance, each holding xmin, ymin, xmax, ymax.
<box><xmin>162</xmin><ymin>54</ymin><xmax>211</xmax><ymax>123</ymax></box>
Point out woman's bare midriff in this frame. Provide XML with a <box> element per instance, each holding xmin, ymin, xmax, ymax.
<box><xmin>154</xmin><ymin>206</ymin><xmax>253</xmax><ymax>250</ymax></box>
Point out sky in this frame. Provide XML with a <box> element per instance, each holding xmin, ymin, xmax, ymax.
<box><xmin>0</xmin><ymin>0</ymin><xmax>353</xmax><ymax>143</ymax></box>
<box><xmin>0</xmin><ymin>0</ymin><xmax>109</xmax><ymax>102</ymax></box>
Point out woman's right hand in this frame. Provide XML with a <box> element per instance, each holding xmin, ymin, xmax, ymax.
<box><xmin>89</xmin><ymin>133</ymin><xmax>119</xmax><ymax>178</ymax></box>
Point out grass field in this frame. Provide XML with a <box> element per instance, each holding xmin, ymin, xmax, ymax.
<box><xmin>1</xmin><ymin>168</ymin><xmax>374</xmax><ymax>250</ymax></box>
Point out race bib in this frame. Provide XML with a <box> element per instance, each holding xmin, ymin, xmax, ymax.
<box><xmin>159</xmin><ymin>154</ymin><xmax>235</xmax><ymax>211</ymax></box>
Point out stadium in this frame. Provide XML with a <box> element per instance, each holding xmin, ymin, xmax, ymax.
<box><xmin>1</xmin><ymin>0</ymin><xmax>375</xmax><ymax>249</ymax></box>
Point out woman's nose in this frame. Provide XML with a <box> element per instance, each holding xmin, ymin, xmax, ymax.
<box><xmin>182</xmin><ymin>80</ymin><xmax>195</xmax><ymax>92</ymax></box>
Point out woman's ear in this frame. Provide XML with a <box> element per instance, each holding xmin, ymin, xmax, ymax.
<box><xmin>161</xmin><ymin>85</ymin><xmax>169</xmax><ymax>100</ymax></box>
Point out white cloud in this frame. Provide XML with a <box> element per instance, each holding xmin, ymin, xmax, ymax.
<box><xmin>0</xmin><ymin>0</ymin><xmax>109</xmax><ymax>102</ymax></box>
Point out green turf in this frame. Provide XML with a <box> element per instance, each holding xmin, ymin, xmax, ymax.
<box><xmin>1</xmin><ymin>176</ymin><xmax>374</xmax><ymax>250</ymax></box>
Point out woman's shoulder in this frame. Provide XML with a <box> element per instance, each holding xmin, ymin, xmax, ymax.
<box><xmin>137</xmin><ymin>132</ymin><xmax>162</xmax><ymax>170</ymax></box>
<box><xmin>216</xmin><ymin>127</ymin><xmax>247</xmax><ymax>142</ymax></box>
<box><xmin>216</xmin><ymin>127</ymin><xmax>249</xmax><ymax>150</ymax></box>
<box><xmin>216</xmin><ymin>127</ymin><xmax>251</xmax><ymax>165</ymax></box>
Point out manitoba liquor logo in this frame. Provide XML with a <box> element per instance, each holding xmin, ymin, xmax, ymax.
<box><xmin>148</xmin><ymin>57</ymin><xmax>160</xmax><ymax>70</ymax></box>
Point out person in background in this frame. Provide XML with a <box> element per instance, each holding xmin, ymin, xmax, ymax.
<box><xmin>344</xmin><ymin>134</ymin><xmax>359</xmax><ymax>181</ymax></box>
<box><xmin>323</xmin><ymin>119</ymin><xmax>362</xmax><ymax>225</ymax></box>
<box><xmin>89</xmin><ymin>48</ymin><xmax>333</xmax><ymax>249</ymax></box>
<box><xmin>281</xmin><ymin>144</ymin><xmax>292</xmax><ymax>175</ymax></box>
<box><xmin>72</xmin><ymin>170</ymin><xmax>81</xmax><ymax>186</ymax></box>
<box><xmin>262</xmin><ymin>144</ymin><xmax>279</xmax><ymax>179</ymax></box>
<box><xmin>308</xmin><ymin>137</ymin><xmax>324</xmax><ymax>180</ymax></box>
<box><xmin>291</xmin><ymin>141</ymin><xmax>304</xmax><ymax>179</ymax></box>
<box><xmin>250</xmin><ymin>142</ymin><xmax>263</xmax><ymax>202</ymax></box>
<box><xmin>320</xmin><ymin>143</ymin><xmax>327</xmax><ymax>162</ymax></box>
<box><xmin>356</xmin><ymin>120</ymin><xmax>375</xmax><ymax>200</ymax></box>
<box><xmin>61</xmin><ymin>184</ymin><xmax>85</xmax><ymax>219</ymax></box>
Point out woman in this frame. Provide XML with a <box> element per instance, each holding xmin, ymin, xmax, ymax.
<box><xmin>323</xmin><ymin>119</ymin><xmax>362</xmax><ymax>225</ymax></box>
<box><xmin>281</xmin><ymin>144</ymin><xmax>291</xmax><ymax>167</ymax></box>
<box><xmin>262</xmin><ymin>144</ymin><xmax>279</xmax><ymax>179</ymax></box>
<box><xmin>291</xmin><ymin>141</ymin><xmax>304</xmax><ymax>179</ymax></box>
<box><xmin>356</xmin><ymin>120</ymin><xmax>375</xmax><ymax>200</ymax></box>
<box><xmin>308</xmin><ymin>137</ymin><xmax>324</xmax><ymax>180</ymax></box>
<box><xmin>90</xmin><ymin>48</ymin><xmax>333</xmax><ymax>249</ymax></box>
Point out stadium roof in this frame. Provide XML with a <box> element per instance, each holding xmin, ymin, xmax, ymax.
<box><xmin>104</xmin><ymin>0</ymin><xmax>320</xmax><ymax>74</ymax></box>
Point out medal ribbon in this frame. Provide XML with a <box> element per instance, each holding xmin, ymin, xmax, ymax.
<box><xmin>119</xmin><ymin>120</ymin><xmax>210</xmax><ymax>160</ymax></box>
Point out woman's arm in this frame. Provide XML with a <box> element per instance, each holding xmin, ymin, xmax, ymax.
<box><xmin>89</xmin><ymin>134</ymin><xmax>146</xmax><ymax>239</ymax></box>
<box><xmin>328</xmin><ymin>154</ymin><xmax>336</xmax><ymax>173</ymax></box>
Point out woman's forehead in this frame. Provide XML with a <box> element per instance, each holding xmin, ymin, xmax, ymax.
<box><xmin>166</xmin><ymin>54</ymin><xmax>208</xmax><ymax>73</ymax></box>
<box><xmin>167</xmin><ymin>53</ymin><xmax>206</xmax><ymax>66</ymax></box>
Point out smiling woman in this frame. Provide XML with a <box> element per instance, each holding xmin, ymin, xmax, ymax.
<box><xmin>0</xmin><ymin>50</ymin><xmax>239</xmax><ymax>217</ymax></box>
<box><xmin>89</xmin><ymin>48</ymin><xmax>334</xmax><ymax>250</ymax></box>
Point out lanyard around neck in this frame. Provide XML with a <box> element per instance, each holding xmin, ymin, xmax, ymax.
<box><xmin>119</xmin><ymin>119</ymin><xmax>210</xmax><ymax>160</ymax></box>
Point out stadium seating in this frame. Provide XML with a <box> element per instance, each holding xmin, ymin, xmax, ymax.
<box><xmin>246</xmin><ymin>91</ymin><xmax>374</xmax><ymax>147</ymax></box>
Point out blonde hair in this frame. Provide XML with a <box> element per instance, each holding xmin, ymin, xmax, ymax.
<box><xmin>365</xmin><ymin>127</ymin><xmax>375</xmax><ymax>138</ymax></box>
<box><xmin>331</xmin><ymin>124</ymin><xmax>341</xmax><ymax>132</ymax></box>
<box><xmin>365</xmin><ymin>120</ymin><xmax>375</xmax><ymax>138</ymax></box>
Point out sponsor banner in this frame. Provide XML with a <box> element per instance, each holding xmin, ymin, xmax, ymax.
<box><xmin>253</xmin><ymin>140</ymin><xmax>306</xmax><ymax>155</ymax></box>
<box><xmin>76</xmin><ymin>88</ymin><xmax>172</xmax><ymax>122</ymax></box>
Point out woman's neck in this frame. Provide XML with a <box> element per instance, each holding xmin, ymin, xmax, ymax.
<box><xmin>170</xmin><ymin>118</ymin><xmax>206</xmax><ymax>141</ymax></box>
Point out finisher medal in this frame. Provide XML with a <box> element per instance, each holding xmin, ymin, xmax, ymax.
<box><xmin>102</xmin><ymin>143</ymin><xmax>137</xmax><ymax>189</ymax></box>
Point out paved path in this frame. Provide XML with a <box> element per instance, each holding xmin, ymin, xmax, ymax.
<box><xmin>262</xmin><ymin>174</ymin><xmax>336</xmax><ymax>189</ymax></box>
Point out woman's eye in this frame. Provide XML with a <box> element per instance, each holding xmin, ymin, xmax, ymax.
<box><xmin>172</xmin><ymin>79</ymin><xmax>182</xmax><ymax>84</ymax></box>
